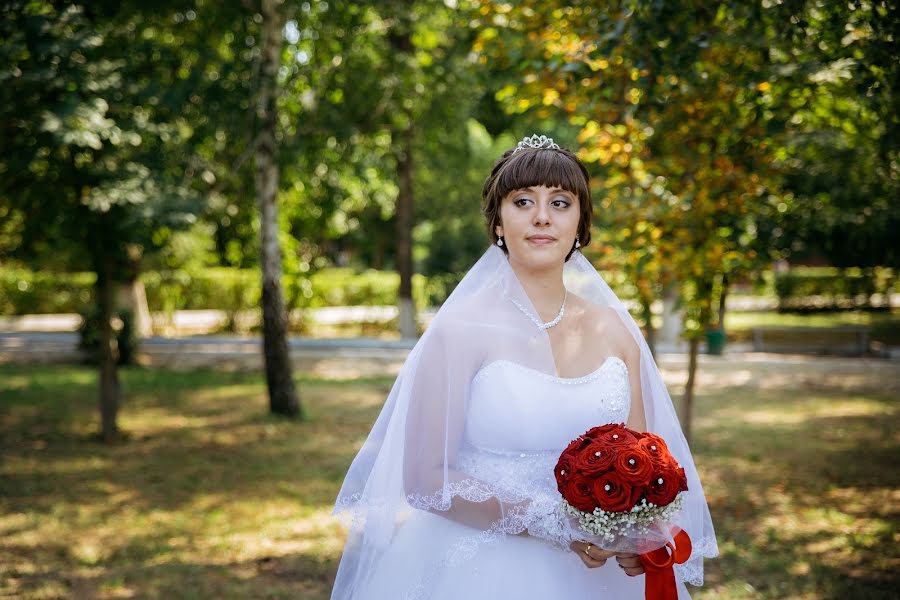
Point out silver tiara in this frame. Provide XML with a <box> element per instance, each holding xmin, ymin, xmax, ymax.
<box><xmin>513</xmin><ymin>134</ymin><xmax>561</xmax><ymax>153</ymax></box>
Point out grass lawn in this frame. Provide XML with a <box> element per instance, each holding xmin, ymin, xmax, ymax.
<box><xmin>1</xmin><ymin>360</ymin><xmax>897</xmax><ymax>599</ymax></box>
<box><xmin>723</xmin><ymin>310</ymin><xmax>900</xmax><ymax>346</ymax></box>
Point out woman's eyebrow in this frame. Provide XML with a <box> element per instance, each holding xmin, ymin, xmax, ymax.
<box><xmin>539</xmin><ymin>187</ymin><xmax>574</xmax><ymax>196</ymax></box>
<box><xmin>522</xmin><ymin>186</ymin><xmax>572</xmax><ymax>194</ymax></box>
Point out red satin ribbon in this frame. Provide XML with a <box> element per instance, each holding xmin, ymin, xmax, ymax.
<box><xmin>638</xmin><ymin>530</ymin><xmax>692</xmax><ymax>600</ymax></box>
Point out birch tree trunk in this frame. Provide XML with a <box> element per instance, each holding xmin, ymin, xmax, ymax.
<box><xmin>396</xmin><ymin>122</ymin><xmax>417</xmax><ymax>339</ymax></box>
<box><xmin>660</xmin><ymin>282</ymin><xmax>682</xmax><ymax>348</ymax></box>
<box><xmin>256</xmin><ymin>0</ymin><xmax>300</xmax><ymax>418</ymax></box>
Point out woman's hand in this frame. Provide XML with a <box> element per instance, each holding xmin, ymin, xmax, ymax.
<box><xmin>615</xmin><ymin>552</ymin><xmax>645</xmax><ymax>577</ymax></box>
<box><xmin>569</xmin><ymin>540</ymin><xmax>616</xmax><ymax>568</ymax></box>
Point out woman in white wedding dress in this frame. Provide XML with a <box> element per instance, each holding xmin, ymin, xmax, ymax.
<box><xmin>330</xmin><ymin>135</ymin><xmax>717</xmax><ymax>600</ymax></box>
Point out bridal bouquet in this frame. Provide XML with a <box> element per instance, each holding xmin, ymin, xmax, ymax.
<box><xmin>554</xmin><ymin>423</ymin><xmax>691</xmax><ymax>600</ymax></box>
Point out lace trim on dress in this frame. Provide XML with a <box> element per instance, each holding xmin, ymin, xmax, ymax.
<box><xmin>338</xmin><ymin>483</ymin><xmax>716</xmax><ymax>590</ymax></box>
<box><xmin>408</xmin><ymin>448</ymin><xmax>585</xmax><ymax>552</ymax></box>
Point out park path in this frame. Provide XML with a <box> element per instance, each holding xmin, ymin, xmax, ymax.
<box><xmin>0</xmin><ymin>332</ymin><xmax>415</xmax><ymax>378</ymax></box>
<box><xmin>1</xmin><ymin>330</ymin><xmax>898</xmax><ymax>394</ymax></box>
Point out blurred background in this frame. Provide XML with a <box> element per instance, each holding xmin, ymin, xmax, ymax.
<box><xmin>1</xmin><ymin>1</ymin><xmax>897</xmax><ymax>598</ymax></box>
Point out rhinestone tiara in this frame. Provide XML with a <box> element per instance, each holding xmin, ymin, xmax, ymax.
<box><xmin>512</xmin><ymin>134</ymin><xmax>561</xmax><ymax>154</ymax></box>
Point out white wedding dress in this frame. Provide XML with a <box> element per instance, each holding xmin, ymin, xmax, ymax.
<box><xmin>354</xmin><ymin>355</ymin><xmax>692</xmax><ymax>599</ymax></box>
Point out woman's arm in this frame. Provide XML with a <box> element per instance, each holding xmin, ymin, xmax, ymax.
<box><xmin>592</xmin><ymin>305</ymin><xmax>647</xmax><ymax>431</ymax></box>
<box><xmin>622</xmin><ymin>334</ymin><xmax>646</xmax><ymax>432</ymax></box>
<box><xmin>402</xmin><ymin>323</ymin><xmax>580</xmax><ymax>548</ymax></box>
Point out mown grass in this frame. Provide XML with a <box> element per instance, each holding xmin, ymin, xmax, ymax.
<box><xmin>723</xmin><ymin>310</ymin><xmax>900</xmax><ymax>346</ymax></box>
<box><xmin>1</xmin><ymin>359</ymin><xmax>897</xmax><ymax>599</ymax></box>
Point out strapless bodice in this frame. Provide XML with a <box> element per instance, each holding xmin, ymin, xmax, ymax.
<box><xmin>463</xmin><ymin>355</ymin><xmax>631</xmax><ymax>453</ymax></box>
<box><xmin>455</xmin><ymin>356</ymin><xmax>631</xmax><ymax>497</ymax></box>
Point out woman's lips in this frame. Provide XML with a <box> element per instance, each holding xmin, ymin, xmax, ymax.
<box><xmin>527</xmin><ymin>236</ymin><xmax>557</xmax><ymax>245</ymax></box>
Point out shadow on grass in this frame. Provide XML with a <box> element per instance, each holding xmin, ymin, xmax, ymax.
<box><xmin>1</xmin><ymin>366</ymin><xmax>389</xmax><ymax>510</ymax></box>
<box><xmin>693</xmin><ymin>384</ymin><xmax>898</xmax><ymax>600</ymax></box>
<box><xmin>5</xmin><ymin>539</ymin><xmax>339</xmax><ymax>600</ymax></box>
<box><xmin>2</xmin><ymin>362</ymin><xmax>898</xmax><ymax>600</ymax></box>
<box><xmin>1</xmin><ymin>364</ymin><xmax>383</xmax><ymax>599</ymax></box>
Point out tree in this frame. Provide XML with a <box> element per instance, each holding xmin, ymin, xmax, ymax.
<box><xmin>764</xmin><ymin>0</ymin><xmax>899</xmax><ymax>268</ymax></box>
<box><xmin>0</xmin><ymin>2</ymin><xmax>201</xmax><ymax>440</ymax></box>
<box><xmin>255</xmin><ymin>0</ymin><xmax>301</xmax><ymax>418</ymax></box>
<box><xmin>473</xmin><ymin>1</ymin><xmax>786</xmax><ymax>440</ymax></box>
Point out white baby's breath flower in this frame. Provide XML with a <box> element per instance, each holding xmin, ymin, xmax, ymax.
<box><xmin>562</xmin><ymin>493</ymin><xmax>685</xmax><ymax>542</ymax></box>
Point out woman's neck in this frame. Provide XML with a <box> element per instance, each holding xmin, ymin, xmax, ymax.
<box><xmin>508</xmin><ymin>260</ymin><xmax>567</xmax><ymax>322</ymax></box>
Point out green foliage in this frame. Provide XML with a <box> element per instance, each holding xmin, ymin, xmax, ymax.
<box><xmin>417</xmin><ymin>121</ymin><xmax>513</xmax><ymax>275</ymax></box>
<box><xmin>141</xmin><ymin>268</ymin><xmax>261</xmax><ymax>314</ymax></box>
<box><xmin>0</xmin><ymin>269</ymin><xmax>95</xmax><ymax>315</ymax></box>
<box><xmin>0</xmin><ymin>2</ymin><xmax>203</xmax><ymax>273</ymax></box>
<box><xmin>765</xmin><ymin>0</ymin><xmax>899</xmax><ymax>267</ymax></box>
<box><xmin>774</xmin><ymin>267</ymin><xmax>897</xmax><ymax>310</ymax></box>
<box><xmin>472</xmin><ymin>0</ymin><xmax>897</xmax><ymax>341</ymax></box>
<box><xmin>0</xmin><ymin>266</ymin><xmax>463</xmax><ymax>316</ymax></box>
<box><xmin>420</xmin><ymin>272</ymin><xmax>466</xmax><ymax>307</ymax></box>
<box><xmin>2</xmin><ymin>0</ymin><xmax>895</xmax><ymax>330</ymax></box>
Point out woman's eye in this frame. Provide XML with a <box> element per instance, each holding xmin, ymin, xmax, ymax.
<box><xmin>512</xmin><ymin>196</ymin><xmax>570</xmax><ymax>207</ymax></box>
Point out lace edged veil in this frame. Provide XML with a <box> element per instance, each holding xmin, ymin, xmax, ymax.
<box><xmin>330</xmin><ymin>244</ymin><xmax>718</xmax><ymax>599</ymax></box>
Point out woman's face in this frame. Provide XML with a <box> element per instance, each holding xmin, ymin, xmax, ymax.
<box><xmin>495</xmin><ymin>184</ymin><xmax>581</xmax><ymax>271</ymax></box>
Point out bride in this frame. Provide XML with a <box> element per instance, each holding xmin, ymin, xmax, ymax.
<box><xmin>330</xmin><ymin>135</ymin><xmax>717</xmax><ymax>599</ymax></box>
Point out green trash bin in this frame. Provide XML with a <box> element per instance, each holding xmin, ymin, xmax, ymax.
<box><xmin>705</xmin><ymin>327</ymin><xmax>726</xmax><ymax>355</ymax></box>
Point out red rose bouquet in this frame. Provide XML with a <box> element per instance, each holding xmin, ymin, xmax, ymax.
<box><xmin>555</xmin><ymin>423</ymin><xmax>691</xmax><ymax>599</ymax></box>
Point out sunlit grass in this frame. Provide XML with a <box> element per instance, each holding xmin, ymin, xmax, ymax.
<box><xmin>724</xmin><ymin>310</ymin><xmax>900</xmax><ymax>345</ymax></box>
<box><xmin>1</xmin><ymin>365</ymin><xmax>391</xmax><ymax>599</ymax></box>
<box><xmin>1</xmin><ymin>361</ymin><xmax>897</xmax><ymax>599</ymax></box>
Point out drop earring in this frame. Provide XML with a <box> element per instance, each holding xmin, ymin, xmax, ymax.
<box><xmin>497</xmin><ymin>235</ymin><xmax>504</xmax><ymax>247</ymax></box>
<box><xmin>574</xmin><ymin>237</ymin><xmax>581</xmax><ymax>249</ymax></box>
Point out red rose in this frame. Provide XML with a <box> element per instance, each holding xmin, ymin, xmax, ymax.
<box><xmin>554</xmin><ymin>454</ymin><xmax>576</xmax><ymax>494</ymax></box>
<box><xmin>636</xmin><ymin>432</ymin><xmax>672</xmax><ymax>467</ymax></box>
<box><xmin>573</xmin><ymin>441</ymin><xmax>617</xmax><ymax>476</ymax></box>
<box><xmin>583</xmin><ymin>423</ymin><xmax>624</xmax><ymax>440</ymax></box>
<box><xmin>562</xmin><ymin>473</ymin><xmax>599</xmax><ymax>513</ymax></box>
<box><xmin>614</xmin><ymin>446</ymin><xmax>654</xmax><ymax>487</ymax></box>
<box><xmin>561</xmin><ymin>435</ymin><xmax>591</xmax><ymax>460</ymax></box>
<box><xmin>645</xmin><ymin>465</ymin><xmax>685</xmax><ymax>506</ymax></box>
<box><xmin>592</xmin><ymin>471</ymin><xmax>642</xmax><ymax>513</ymax></box>
<box><xmin>676</xmin><ymin>466</ymin><xmax>689</xmax><ymax>492</ymax></box>
<box><xmin>594</xmin><ymin>427</ymin><xmax>638</xmax><ymax>449</ymax></box>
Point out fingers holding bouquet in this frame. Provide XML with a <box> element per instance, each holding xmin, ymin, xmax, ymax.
<box><xmin>569</xmin><ymin>539</ymin><xmax>616</xmax><ymax>568</ymax></box>
<box><xmin>614</xmin><ymin>552</ymin><xmax>645</xmax><ymax>577</ymax></box>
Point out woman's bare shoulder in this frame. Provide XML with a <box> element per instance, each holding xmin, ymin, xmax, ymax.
<box><xmin>575</xmin><ymin>297</ymin><xmax>639</xmax><ymax>360</ymax></box>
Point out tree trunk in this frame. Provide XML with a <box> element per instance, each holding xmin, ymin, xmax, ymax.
<box><xmin>96</xmin><ymin>255</ymin><xmax>121</xmax><ymax>441</ymax></box>
<box><xmin>256</xmin><ymin>0</ymin><xmax>300</xmax><ymax>419</ymax></box>
<box><xmin>396</xmin><ymin>122</ymin><xmax>417</xmax><ymax>339</ymax></box>
<box><xmin>717</xmin><ymin>275</ymin><xmax>729</xmax><ymax>330</ymax></box>
<box><xmin>641</xmin><ymin>296</ymin><xmax>656</xmax><ymax>357</ymax></box>
<box><xmin>115</xmin><ymin>279</ymin><xmax>152</xmax><ymax>337</ymax></box>
<box><xmin>660</xmin><ymin>282</ymin><xmax>682</xmax><ymax>349</ymax></box>
<box><xmin>115</xmin><ymin>250</ymin><xmax>152</xmax><ymax>338</ymax></box>
<box><xmin>681</xmin><ymin>336</ymin><xmax>700</xmax><ymax>444</ymax></box>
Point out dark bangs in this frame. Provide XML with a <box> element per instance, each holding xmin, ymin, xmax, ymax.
<box><xmin>486</xmin><ymin>148</ymin><xmax>590</xmax><ymax>206</ymax></box>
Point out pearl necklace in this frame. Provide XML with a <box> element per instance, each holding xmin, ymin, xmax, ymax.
<box><xmin>509</xmin><ymin>288</ymin><xmax>568</xmax><ymax>330</ymax></box>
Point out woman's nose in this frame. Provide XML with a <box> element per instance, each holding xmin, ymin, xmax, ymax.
<box><xmin>533</xmin><ymin>201</ymin><xmax>551</xmax><ymax>224</ymax></box>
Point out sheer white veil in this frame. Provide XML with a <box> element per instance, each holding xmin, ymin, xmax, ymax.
<box><xmin>330</xmin><ymin>242</ymin><xmax>717</xmax><ymax>599</ymax></box>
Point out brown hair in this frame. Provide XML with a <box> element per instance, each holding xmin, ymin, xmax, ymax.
<box><xmin>481</xmin><ymin>144</ymin><xmax>593</xmax><ymax>261</ymax></box>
